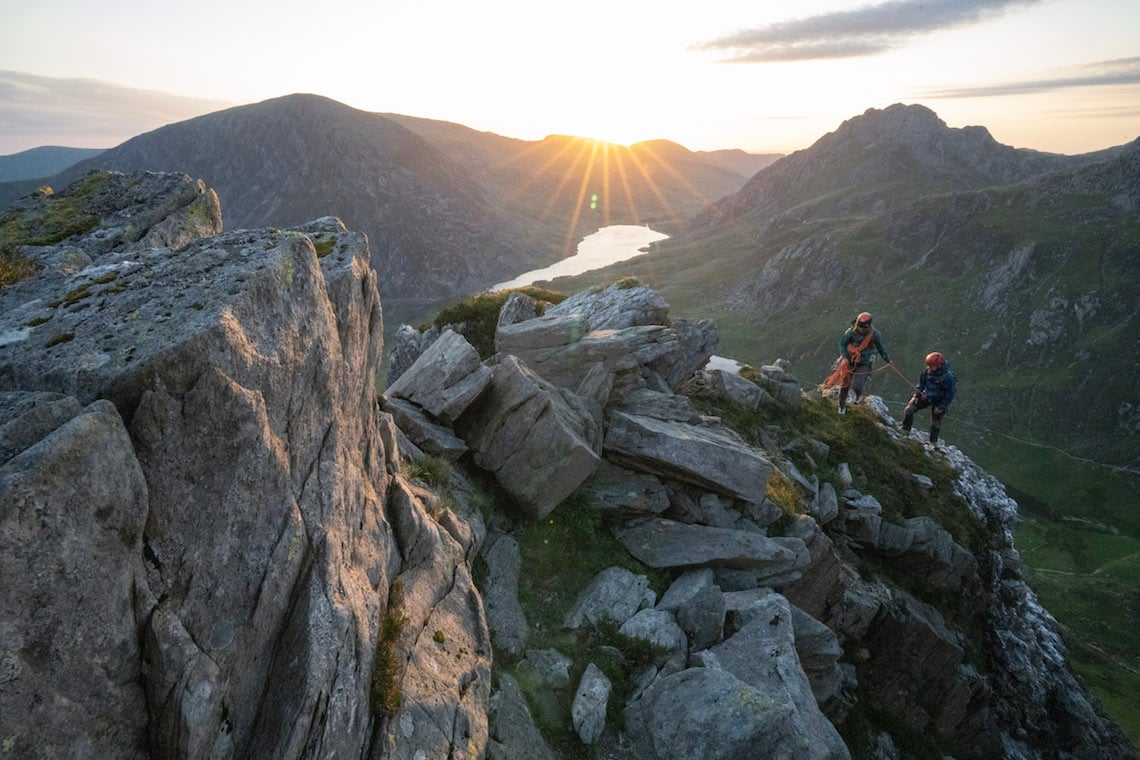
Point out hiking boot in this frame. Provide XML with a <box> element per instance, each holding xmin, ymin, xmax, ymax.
<box><xmin>837</xmin><ymin>405</ymin><xmax>846</xmax><ymax>415</ymax></box>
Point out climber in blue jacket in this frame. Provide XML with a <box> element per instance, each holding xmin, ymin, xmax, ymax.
<box><xmin>902</xmin><ymin>352</ymin><xmax>957</xmax><ymax>446</ymax></box>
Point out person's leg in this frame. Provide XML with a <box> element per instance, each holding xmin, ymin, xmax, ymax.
<box><xmin>902</xmin><ymin>396</ymin><xmax>929</xmax><ymax>433</ymax></box>
<box><xmin>851</xmin><ymin>364</ymin><xmax>871</xmax><ymax>402</ymax></box>
<box><xmin>838</xmin><ymin>371</ymin><xmax>852</xmax><ymax>412</ymax></box>
<box><xmin>930</xmin><ymin>406</ymin><xmax>946</xmax><ymax>445</ymax></box>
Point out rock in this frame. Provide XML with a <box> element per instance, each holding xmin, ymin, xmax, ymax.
<box><xmin>649</xmin><ymin>318</ymin><xmax>719</xmax><ymax>390</ymax></box>
<box><xmin>545</xmin><ymin>283</ymin><xmax>669</xmax><ymax>329</ymax></box>
<box><xmin>0</xmin><ymin>395</ymin><xmax>149</xmax><ymax>759</ymax></box>
<box><xmin>523</xmin><ymin>649</ymin><xmax>573</xmax><ymax>689</ymax></box>
<box><xmin>710</xmin><ymin>596</ymin><xmax>850</xmax><ymax>759</ymax></box>
<box><xmin>705</xmin><ymin>367</ymin><xmax>764</xmax><ymax>409</ymax></box>
<box><xmin>657</xmin><ymin>568</ymin><xmax>716</xmax><ymax>611</ymax></box>
<box><xmin>604</xmin><ymin>412</ymin><xmax>771</xmax><ymax>504</ymax></box>
<box><xmin>495</xmin><ymin>315</ymin><xmax>679</xmax><ymax>392</ymax></box>
<box><xmin>812</xmin><ymin>481</ymin><xmax>840</xmax><ymax>523</ymax></box>
<box><xmin>625</xmin><ymin>666</ymin><xmax>847</xmax><ymax>760</ymax></box>
<box><xmin>457</xmin><ymin>355</ymin><xmax>602</xmax><ymax>520</ymax></box>
<box><xmin>571</xmin><ymin>663</ymin><xmax>612</xmax><ymax>745</ymax></box>
<box><xmin>584</xmin><ymin>460</ymin><xmax>671</xmax><ymax>517</ymax></box>
<box><xmin>386</xmin><ymin>323</ymin><xmax>441</xmax><ymax>386</ymax></box>
<box><xmin>481</xmin><ymin>533</ymin><xmax>528</xmax><ymax>657</ymax></box>
<box><xmin>383</xmin><ymin>396</ymin><xmax>469</xmax><ymax>461</ymax></box>
<box><xmin>618</xmin><ymin>609</ymin><xmax>689</xmax><ymax>658</ymax></box>
<box><xmin>385</xmin><ymin>328</ymin><xmax>492</xmax><ymax>424</ymax></box>
<box><xmin>617</xmin><ymin>517</ymin><xmax>807</xmax><ymax>576</ymax></box>
<box><xmin>564</xmin><ymin>566</ymin><xmax>654</xmax><ymax>629</ymax></box>
<box><xmin>497</xmin><ymin>291</ymin><xmax>541</xmax><ymax>327</ymax></box>
<box><xmin>487</xmin><ymin>672</ymin><xmax>556</xmax><ymax>760</ymax></box>
<box><xmin>790</xmin><ymin>605</ymin><xmax>844</xmax><ymax>704</ymax></box>
<box><xmin>675</xmin><ymin>585</ymin><xmax>727</xmax><ymax>651</ymax></box>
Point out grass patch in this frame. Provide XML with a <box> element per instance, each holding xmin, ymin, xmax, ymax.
<box><xmin>403</xmin><ymin>455</ymin><xmax>453</xmax><ymax>489</ymax></box>
<box><xmin>44</xmin><ymin>332</ymin><xmax>75</xmax><ymax>348</ymax></box>
<box><xmin>313</xmin><ymin>238</ymin><xmax>335</xmax><ymax>258</ymax></box>
<box><xmin>432</xmin><ymin>285</ymin><xmax>567</xmax><ymax>359</ymax></box>
<box><xmin>371</xmin><ymin>579</ymin><xmax>409</xmax><ymax>717</ymax></box>
<box><xmin>0</xmin><ymin>242</ymin><xmax>39</xmax><ymax>287</ymax></box>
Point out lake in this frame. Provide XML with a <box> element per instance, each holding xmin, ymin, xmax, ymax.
<box><xmin>491</xmin><ymin>224</ymin><xmax>669</xmax><ymax>291</ymax></box>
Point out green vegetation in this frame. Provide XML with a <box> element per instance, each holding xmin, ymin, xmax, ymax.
<box><xmin>0</xmin><ymin>241</ymin><xmax>38</xmax><ymax>287</ymax></box>
<box><xmin>503</xmin><ymin>488</ymin><xmax>670</xmax><ymax>753</ymax></box>
<box><xmin>404</xmin><ymin>455</ymin><xmax>453</xmax><ymax>489</ymax></box>
<box><xmin>371</xmin><ymin>579</ymin><xmax>409</xmax><ymax>717</ymax></box>
<box><xmin>432</xmin><ymin>286</ymin><xmax>567</xmax><ymax>359</ymax></box>
<box><xmin>313</xmin><ymin>238</ymin><xmax>336</xmax><ymax>258</ymax></box>
<box><xmin>44</xmin><ymin>332</ymin><xmax>75</xmax><ymax>348</ymax></box>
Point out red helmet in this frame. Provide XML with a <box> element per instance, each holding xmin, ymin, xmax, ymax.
<box><xmin>855</xmin><ymin>312</ymin><xmax>873</xmax><ymax>328</ymax></box>
<box><xmin>925</xmin><ymin>351</ymin><xmax>945</xmax><ymax>369</ymax></box>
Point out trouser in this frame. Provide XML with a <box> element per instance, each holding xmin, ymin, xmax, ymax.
<box><xmin>839</xmin><ymin>363</ymin><xmax>872</xmax><ymax>407</ymax></box>
<box><xmin>902</xmin><ymin>396</ymin><xmax>947</xmax><ymax>444</ymax></box>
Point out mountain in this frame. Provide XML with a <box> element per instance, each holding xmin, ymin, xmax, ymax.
<box><xmin>1</xmin><ymin>94</ymin><xmax>769</xmax><ymax>302</ymax></box>
<box><xmin>548</xmin><ymin>104</ymin><xmax>1140</xmax><ymax>473</ymax></box>
<box><xmin>381</xmin><ymin>113</ymin><xmax>775</xmax><ymax>235</ymax></box>
<box><xmin>1</xmin><ymin>172</ymin><xmax>1132</xmax><ymax>757</ymax></box>
<box><xmin>0</xmin><ymin>145</ymin><xmax>105</xmax><ymax>183</ymax></box>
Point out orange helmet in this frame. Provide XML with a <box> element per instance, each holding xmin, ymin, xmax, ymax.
<box><xmin>855</xmin><ymin>312</ymin><xmax>873</xmax><ymax>328</ymax></box>
<box><xmin>925</xmin><ymin>352</ymin><xmax>945</xmax><ymax>369</ymax></box>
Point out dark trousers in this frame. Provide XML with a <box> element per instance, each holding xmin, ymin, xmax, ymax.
<box><xmin>839</xmin><ymin>364</ymin><xmax>872</xmax><ymax>407</ymax></box>
<box><xmin>902</xmin><ymin>395</ymin><xmax>947</xmax><ymax>444</ymax></box>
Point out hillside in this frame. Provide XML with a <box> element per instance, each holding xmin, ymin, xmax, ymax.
<box><xmin>0</xmin><ymin>145</ymin><xmax>105</xmax><ymax>183</ymax></box>
<box><xmin>545</xmin><ymin>104</ymin><xmax>1140</xmax><ymax>474</ymax></box>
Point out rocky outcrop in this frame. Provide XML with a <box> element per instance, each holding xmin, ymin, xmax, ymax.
<box><xmin>2</xmin><ymin>170</ymin><xmax>1132</xmax><ymax>760</ymax></box>
<box><xmin>0</xmin><ymin>174</ymin><xmax>491</xmax><ymax>760</ymax></box>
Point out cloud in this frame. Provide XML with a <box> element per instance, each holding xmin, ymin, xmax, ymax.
<box><xmin>0</xmin><ymin>71</ymin><xmax>232</xmax><ymax>154</ymax></box>
<box><xmin>923</xmin><ymin>57</ymin><xmax>1140</xmax><ymax>98</ymax></box>
<box><xmin>694</xmin><ymin>0</ymin><xmax>1042</xmax><ymax>63</ymax></box>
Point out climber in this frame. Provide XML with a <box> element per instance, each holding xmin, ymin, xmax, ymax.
<box><xmin>832</xmin><ymin>311</ymin><xmax>890</xmax><ymax>415</ymax></box>
<box><xmin>902</xmin><ymin>351</ymin><xmax>957</xmax><ymax>446</ymax></box>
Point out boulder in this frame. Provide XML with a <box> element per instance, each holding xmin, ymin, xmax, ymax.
<box><xmin>571</xmin><ymin>663</ymin><xmax>612</xmax><ymax>745</ymax></box>
<box><xmin>382</xmin><ymin>396</ymin><xmax>468</xmax><ymax>461</ymax></box>
<box><xmin>619</xmin><ymin>609</ymin><xmax>689</xmax><ymax>658</ymax></box>
<box><xmin>564</xmin><ymin>566</ymin><xmax>654</xmax><ymax>629</ymax></box>
<box><xmin>545</xmin><ymin>283</ymin><xmax>669</xmax><ymax>329</ymax></box>
<box><xmin>386</xmin><ymin>324</ymin><xmax>441</xmax><ymax>386</ymax></box>
<box><xmin>704</xmin><ymin>368</ymin><xmax>765</xmax><ymax>409</ymax></box>
<box><xmin>616</xmin><ymin>518</ymin><xmax>808</xmax><ymax>576</ymax></box>
<box><xmin>604</xmin><ymin>412</ymin><xmax>771</xmax><ymax>504</ymax></box>
<box><xmin>385</xmin><ymin>328</ymin><xmax>492</xmax><ymax>424</ymax></box>
<box><xmin>458</xmin><ymin>355</ymin><xmax>601</xmax><ymax>520</ymax></box>
<box><xmin>0</xmin><ymin>394</ymin><xmax>149</xmax><ymax>759</ymax></box>
<box><xmin>625</xmin><ymin>666</ymin><xmax>847</xmax><ymax>760</ymax></box>
<box><xmin>584</xmin><ymin>460</ymin><xmax>670</xmax><ymax>517</ymax></box>
<box><xmin>495</xmin><ymin>319</ymin><xmax>678</xmax><ymax>392</ymax></box>
<box><xmin>487</xmin><ymin>672</ymin><xmax>556</xmax><ymax>760</ymax></box>
<box><xmin>481</xmin><ymin>533</ymin><xmax>528</xmax><ymax>657</ymax></box>
<box><xmin>710</xmin><ymin>596</ymin><xmax>850</xmax><ymax>759</ymax></box>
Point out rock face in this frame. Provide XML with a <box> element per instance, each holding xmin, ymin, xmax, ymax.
<box><xmin>0</xmin><ymin>173</ymin><xmax>491</xmax><ymax>760</ymax></box>
<box><xmin>1</xmin><ymin>170</ymin><xmax>1132</xmax><ymax>760</ymax></box>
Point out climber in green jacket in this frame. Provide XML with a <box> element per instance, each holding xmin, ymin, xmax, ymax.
<box><xmin>836</xmin><ymin>311</ymin><xmax>890</xmax><ymax>414</ymax></box>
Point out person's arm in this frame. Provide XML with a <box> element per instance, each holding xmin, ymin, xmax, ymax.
<box><xmin>839</xmin><ymin>331</ymin><xmax>854</xmax><ymax>365</ymax></box>
<box><xmin>875</xmin><ymin>330</ymin><xmax>890</xmax><ymax>363</ymax></box>
<box><xmin>942</xmin><ymin>371</ymin><xmax>957</xmax><ymax>407</ymax></box>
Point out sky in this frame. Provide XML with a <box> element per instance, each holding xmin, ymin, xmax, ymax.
<box><xmin>1</xmin><ymin>0</ymin><xmax>1138</xmax><ymax>157</ymax></box>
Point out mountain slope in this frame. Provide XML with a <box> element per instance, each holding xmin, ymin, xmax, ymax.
<box><xmin>0</xmin><ymin>145</ymin><xmax>105</xmax><ymax>183</ymax></box>
<box><xmin>551</xmin><ymin>104</ymin><xmax>1139</xmax><ymax>471</ymax></box>
<box><xmin>381</xmin><ymin>112</ymin><xmax>773</xmax><ymax>239</ymax></box>
<box><xmin>20</xmin><ymin>94</ymin><xmax>555</xmax><ymax>299</ymax></box>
